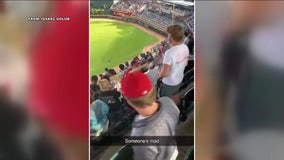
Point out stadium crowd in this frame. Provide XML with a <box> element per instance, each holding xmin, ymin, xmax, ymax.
<box><xmin>90</xmin><ymin>24</ymin><xmax>194</xmax><ymax>133</ymax></box>
<box><xmin>111</xmin><ymin>0</ymin><xmax>147</xmax><ymax>14</ymax></box>
<box><xmin>90</xmin><ymin>24</ymin><xmax>194</xmax><ymax>159</ymax></box>
<box><xmin>111</xmin><ymin>0</ymin><xmax>194</xmax><ymax>33</ymax></box>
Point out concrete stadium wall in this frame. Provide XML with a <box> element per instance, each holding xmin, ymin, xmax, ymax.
<box><xmin>90</xmin><ymin>15</ymin><xmax>167</xmax><ymax>37</ymax></box>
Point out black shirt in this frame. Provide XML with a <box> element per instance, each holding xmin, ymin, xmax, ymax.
<box><xmin>97</xmin><ymin>89</ymin><xmax>122</xmax><ymax>112</ymax></box>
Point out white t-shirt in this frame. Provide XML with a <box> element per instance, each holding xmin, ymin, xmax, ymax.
<box><xmin>162</xmin><ymin>43</ymin><xmax>189</xmax><ymax>86</ymax></box>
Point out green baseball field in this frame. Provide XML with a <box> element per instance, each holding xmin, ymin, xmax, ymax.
<box><xmin>90</xmin><ymin>19</ymin><xmax>159</xmax><ymax>76</ymax></box>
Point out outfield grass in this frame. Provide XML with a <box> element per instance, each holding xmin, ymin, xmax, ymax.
<box><xmin>90</xmin><ymin>19</ymin><xmax>159</xmax><ymax>76</ymax></box>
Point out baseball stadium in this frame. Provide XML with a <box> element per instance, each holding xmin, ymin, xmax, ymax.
<box><xmin>90</xmin><ymin>0</ymin><xmax>194</xmax><ymax>159</ymax></box>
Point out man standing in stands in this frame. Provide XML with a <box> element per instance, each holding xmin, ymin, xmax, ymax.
<box><xmin>121</xmin><ymin>71</ymin><xmax>179</xmax><ymax>160</ymax></box>
<box><xmin>158</xmin><ymin>24</ymin><xmax>189</xmax><ymax>97</ymax></box>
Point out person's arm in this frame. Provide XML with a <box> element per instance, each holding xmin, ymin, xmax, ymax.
<box><xmin>158</xmin><ymin>64</ymin><xmax>171</xmax><ymax>79</ymax></box>
<box><xmin>129</xmin><ymin>63</ymin><xmax>150</xmax><ymax>73</ymax></box>
<box><xmin>158</xmin><ymin>51</ymin><xmax>172</xmax><ymax>79</ymax></box>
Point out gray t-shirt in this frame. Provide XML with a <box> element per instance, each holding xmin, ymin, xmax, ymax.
<box><xmin>131</xmin><ymin>97</ymin><xmax>180</xmax><ymax>160</ymax></box>
<box><xmin>145</xmin><ymin>67</ymin><xmax>159</xmax><ymax>86</ymax></box>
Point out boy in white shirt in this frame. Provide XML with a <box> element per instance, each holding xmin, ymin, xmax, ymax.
<box><xmin>158</xmin><ymin>25</ymin><xmax>189</xmax><ymax>97</ymax></box>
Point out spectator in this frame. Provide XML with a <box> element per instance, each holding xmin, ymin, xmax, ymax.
<box><xmin>147</xmin><ymin>52</ymin><xmax>153</xmax><ymax>58</ymax></box>
<box><xmin>130</xmin><ymin>60</ymin><xmax>140</xmax><ymax>71</ymax></box>
<box><xmin>90</xmin><ymin>83</ymin><xmax>100</xmax><ymax>101</ymax></box>
<box><xmin>110</xmin><ymin>76</ymin><xmax>121</xmax><ymax>90</ymax></box>
<box><xmin>118</xmin><ymin>64</ymin><xmax>126</xmax><ymax>78</ymax></box>
<box><xmin>90</xmin><ymin>100</ymin><xmax>109</xmax><ymax>136</ymax></box>
<box><xmin>91</xmin><ymin>75</ymin><xmax>98</xmax><ymax>84</ymax></box>
<box><xmin>99</xmin><ymin>74</ymin><xmax>103</xmax><ymax>79</ymax></box>
<box><xmin>90</xmin><ymin>75</ymin><xmax>100</xmax><ymax>103</ymax></box>
<box><xmin>104</xmin><ymin>68</ymin><xmax>111</xmax><ymax>77</ymax></box>
<box><xmin>119</xmin><ymin>64</ymin><xmax>125</xmax><ymax>71</ymax></box>
<box><xmin>97</xmin><ymin>74</ymin><xmax>110</xmax><ymax>88</ymax></box>
<box><xmin>97</xmin><ymin>79</ymin><xmax>123</xmax><ymax>127</ymax></box>
<box><xmin>120</xmin><ymin>71</ymin><xmax>179</xmax><ymax>160</ymax></box>
<box><xmin>158</xmin><ymin>24</ymin><xmax>189</xmax><ymax>97</ymax></box>
<box><xmin>125</xmin><ymin>61</ymin><xmax>130</xmax><ymax>70</ymax></box>
<box><xmin>102</xmin><ymin>75</ymin><xmax>110</xmax><ymax>81</ymax></box>
<box><xmin>108</xmin><ymin>69</ymin><xmax>117</xmax><ymax>76</ymax></box>
<box><xmin>133</xmin><ymin>56</ymin><xmax>140</xmax><ymax>62</ymax></box>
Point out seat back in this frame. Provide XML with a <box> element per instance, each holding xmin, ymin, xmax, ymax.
<box><xmin>184</xmin><ymin>146</ymin><xmax>194</xmax><ymax>160</ymax></box>
<box><xmin>110</xmin><ymin>145</ymin><xmax>133</xmax><ymax>160</ymax></box>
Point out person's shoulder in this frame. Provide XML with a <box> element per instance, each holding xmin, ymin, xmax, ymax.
<box><xmin>179</xmin><ymin>43</ymin><xmax>189</xmax><ymax>49</ymax></box>
<box><xmin>180</xmin><ymin>43</ymin><xmax>190</xmax><ymax>54</ymax></box>
<box><xmin>165</xmin><ymin>48</ymin><xmax>173</xmax><ymax>57</ymax></box>
<box><xmin>159</xmin><ymin>97</ymin><xmax>176</xmax><ymax>106</ymax></box>
<box><xmin>159</xmin><ymin>97</ymin><xmax>180</xmax><ymax>114</ymax></box>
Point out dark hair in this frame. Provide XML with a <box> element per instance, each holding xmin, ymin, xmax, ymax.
<box><xmin>99</xmin><ymin>74</ymin><xmax>103</xmax><ymax>78</ymax></box>
<box><xmin>131</xmin><ymin>60</ymin><xmax>139</xmax><ymax>66</ymax></box>
<box><xmin>105</xmin><ymin>68</ymin><xmax>109</xmax><ymax>71</ymax></box>
<box><xmin>91</xmin><ymin>75</ymin><xmax>98</xmax><ymax>82</ymax></box>
<box><xmin>102</xmin><ymin>75</ymin><xmax>110</xmax><ymax>81</ymax></box>
<box><xmin>90</xmin><ymin>84</ymin><xmax>100</xmax><ymax>92</ymax></box>
<box><xmin>125</xmin><ymin>61</ymin><xmax>129</xmax><ymax>66</ymax></box>
<box><xmin>108</xmin><ymin>69</ymin><xmax>117</xmax><ymax>76</ymax></box>
<box><xmin>119</xmin><ymin>64</ymin><xmax>125</xmax><ymax>70</ymax></box>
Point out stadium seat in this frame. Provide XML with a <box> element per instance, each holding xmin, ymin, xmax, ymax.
<box><xmin>181</xmin><ymin>68</ymin><xmax>194</xmax><ymax>90</ymax></box>
<box><xmin>110</xmin><ymin>145</ymin><xmax>133</xmax><ymax>160</ymax></box>
<box><xmin>177</xmin><ymin>82</ymin><xmax>194</xmax><ymax>122</ymax></box>
<box><xmin>184</xmin><ymin>146</ymin><xmax>194</xmax><ymax>160</ymax></box>
<box><xmin>184</xmin><ymin>59</ymin><xmax>194</xmax><ymax>74</ymax></box>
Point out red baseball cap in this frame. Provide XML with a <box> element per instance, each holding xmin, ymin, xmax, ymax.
<box><xmin>121</xmin><ymin>71</ymin><xmax>152</xmax><ymax>99</ymax></box>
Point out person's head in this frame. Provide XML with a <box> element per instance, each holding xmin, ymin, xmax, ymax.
<box><xmin>131</xmin><ymin>60</ymin><xmax>140</xmax><ymax>68</ymax></box>
<box><xmin>99</xmin><ymin>79</ymin><xmax>111</xmax><ymax>91</ymax></box>
<box><xmin>167</xmin><ymin>24</ymin><xmax>184</xmax><ymax>45</ymax></box>
<box><xmin>133</xmin><ymin>56</ymin><xmax>139</xmax><ymax>61</ymax></box>
<box><xmin>91</xmin><ymin>75</ymin><xmax>98</xmax><ymax>84</ymax></box>
<box><xmin>108</xmin><ymin>69</ymin><xmax>116</xmax><ymax>76</ymax></box>
<box><xmin>119</xmin><ymin>64</ymin><xmax>125</xmax><ymax>70</ymax></box>
<box><xmin>125</xmin><ymin>61</ymin><xmax>129</xmax><ymax>67</ymax></box>
<box><xmin>120</xmin><ymin>71</ymin><xmax>157</xmax><ymax>109</ymax></box>
<box><xmin>99</xmin><ymin>74</ymin><xmax>103</xmax><ymax>79</ymax></box>
<box><xmin>90</xmin><ymin>84</ymin><xmax>100</xmax><ymax>93</ymax></box>
<box><xmin>101</xmin><ymin>75</ymin><xmax>110</xmax><ymax>81</ymax></box>
<box><xmin>104</xmin><ymin>68</ymin><xmax>109</xmax><ymax>72</ymax></box>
